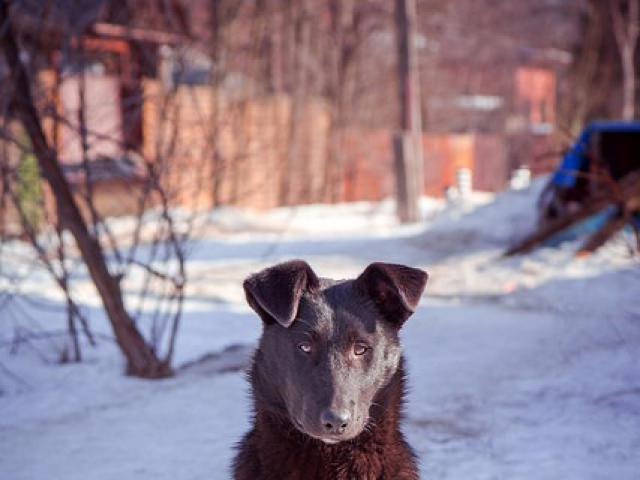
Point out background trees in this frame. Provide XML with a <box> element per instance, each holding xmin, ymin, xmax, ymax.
<box><xmin>0</xmin><ymin>0</ymin><xmax>637</xmax><ymax>377</ymax></box>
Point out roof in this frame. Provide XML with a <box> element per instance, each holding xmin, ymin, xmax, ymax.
<box><xmin>11</xmin><ymin>0</ymin><xmax>108</xmax><ymax>35</ymax></box>
<box><xmin>10</xmin><ymin>0</ymin><xmax>188</xmax><ymax>43</ymax></box>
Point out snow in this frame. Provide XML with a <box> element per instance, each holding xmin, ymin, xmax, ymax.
<box><xmin>1</xmin><ymin>179</ymin><xmax>639</xmax><ymax>479</ymax></box>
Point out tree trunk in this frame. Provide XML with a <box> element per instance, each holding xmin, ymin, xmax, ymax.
<box><xmin>612</xmin><ymin>0</ymin><xmax>639</xmax><ymax>120</ymax></box>
<box><xmin>0</xmin><ymin>2</ymin><xmax>170</xmax><ymax>378</ymax></box>
<box><xmin>621</xmin><ymin>45</ymin><xmax>636</xmax><ymax>120</ymax></box>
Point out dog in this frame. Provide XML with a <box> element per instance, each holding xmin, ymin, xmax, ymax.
<box><xmin>233</xmin><ymin>260</ymin><xmax>428</xmax><ymax>480</ymax></box>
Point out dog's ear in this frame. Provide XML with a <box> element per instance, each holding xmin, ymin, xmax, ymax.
<box><xmin>354</xmin><ymin>262</ymin><xmax>428</xmax><ymax>327</ymax></box>
<box><xmin>243</xmin><ymin>260</ymin><xmax>320</xmax><ymax>328</ymax></box>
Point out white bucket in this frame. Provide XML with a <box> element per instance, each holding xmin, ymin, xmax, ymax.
<box><xmin>456</xmin><ymin>168</ymin><xmax>472</xmax><ymax>199</ymax></box>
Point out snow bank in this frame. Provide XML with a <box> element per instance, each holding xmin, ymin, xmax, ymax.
<box><xmin>1</xmin><ymin>179</ymin><xmax>639</xmax><ymax>479</ymax></box>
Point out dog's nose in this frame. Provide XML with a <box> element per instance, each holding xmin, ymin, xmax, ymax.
<box><xmin>320</xmin><ymin>409</ymin><xmax>350</xmax><ymax>434</ymax></box>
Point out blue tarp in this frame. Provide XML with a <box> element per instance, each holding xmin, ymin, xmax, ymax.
<box><xmin>551</xmin><ymin>121</ymin><xmax>640</xmax><ymax>188</ymax></box>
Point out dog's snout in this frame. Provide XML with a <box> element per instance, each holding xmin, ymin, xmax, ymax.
<box><xmin>320</xmin><ymin>409</ymin><xmax>351</xmax><ymax>434</ymax></box>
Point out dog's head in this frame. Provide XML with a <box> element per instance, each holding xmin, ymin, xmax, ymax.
<box><xmin>244</xmin><ymin>260</ymin><xmax>428</xmax><ymax>444</ymax></box>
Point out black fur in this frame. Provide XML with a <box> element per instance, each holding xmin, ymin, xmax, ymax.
<box><xmin>234</xmin><ymin>260</ymin><xmax>428</xmax><ymax>479</ymax></box>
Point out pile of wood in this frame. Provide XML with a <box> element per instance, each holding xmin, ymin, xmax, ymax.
<box><xmin>506</xmin><ymin>169</ymin><xmax>640</xmax><ymax>257</ymax></box>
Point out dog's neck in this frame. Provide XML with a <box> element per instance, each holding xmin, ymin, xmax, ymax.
<box><xmin>251</xmin><ymin>359</ymin><xmax>407</xmax><ymax>453</ymax></box>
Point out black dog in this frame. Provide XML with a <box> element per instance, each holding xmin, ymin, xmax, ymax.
<box><xmin>233</xmin><ymin>260</ymin><xmax>428</xmax><ymax>479</ymax></box>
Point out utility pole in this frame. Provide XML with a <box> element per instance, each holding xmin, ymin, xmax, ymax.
<box><xmin>393</xmin><ymin>0</ymin><xmax>424</xmax><ymax>223</ymax></box>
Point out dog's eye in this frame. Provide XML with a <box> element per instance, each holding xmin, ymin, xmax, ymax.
<box><xmin>353</xmin><ymin>343</ymin><xmax>370</xmax><ymax>356</ymax></box>
<box><xmin>298</xmin><ymin>342</ymin><xmax>312</xmax><ymax>354</ymax></box>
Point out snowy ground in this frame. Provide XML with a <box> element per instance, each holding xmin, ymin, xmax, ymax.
<box><xmin>1</xmin><ymin>180</ymin><xmax>639</xmax><ymax>479</ymax></box>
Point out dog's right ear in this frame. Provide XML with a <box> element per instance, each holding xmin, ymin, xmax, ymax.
<box><xmin>243</xmin><ymin>260</ymin><xmax>320</xmax><ymax>328</ymax></box>
<box><xmin>354</xmin><ymin>262</ymin><xmax>428</xmax><ymax>328</ymax></box>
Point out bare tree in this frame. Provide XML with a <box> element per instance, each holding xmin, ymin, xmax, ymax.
<box><xmin>611</xmin><ymin>0</ymin><xmax>640</xmax><ymax>120</ymax></box>
<box><xmin>0</xmin><ymin>1</ymin><xmax>193</xmax><ymax>378</ymax></box>
<box><xmin>322</xmin><ymin>0</ymin><xmax>387</xmax><ymax>203</ymax></box>
<box><xmin>277</xmin><ymin>0</ymin><xmax>312</xmax><ymax>205</ymax></box>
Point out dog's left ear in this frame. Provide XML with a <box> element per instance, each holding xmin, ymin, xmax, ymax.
<box><xmin>243</xmin><ymin>260</ymin><xmax>320</xmax><ymax>328</ymax></box>
<box><xmin>354</xmin><ymin>262</ymin><xmax>428</xmax><ymax>327</ymax></box>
